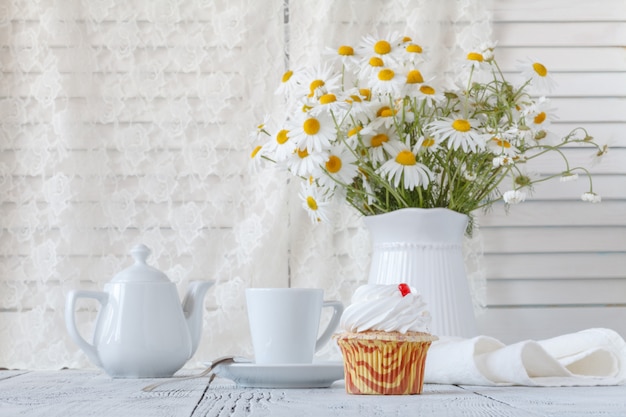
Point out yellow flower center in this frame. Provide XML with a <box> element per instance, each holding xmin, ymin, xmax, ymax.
<box><xmin>374</xmin><ymin>40</ymin><xmax>391</xmax><ymax>55</ymax></box>
<box><xmin>535</xmin><ymin>130</ymin><xmax>547</xmax><ymax>140</ymax></box>
<box><xmin>308</xmin><ymin>79</ymin><xmax>325</xmax><ymax>97</ymax></box>
<box><xmin>369</xmin><ymin>57</ymin><xmax>384</xmax><ymax>67</ymax></box>
<box><xmin>402</xmin><ymin>36</ymin><xmax>412</xmax><ymax>42</ymax></box>
<box><xmin>406</xmin><ymin>69</ymin><xmax>424</xmax><ymax>84</ymax></box>
<box><xmin>534</xmin><ymin>112</ymin><xmax>547</xmax><ymax>125</ymax></box>
<box><xmin>467</xmin><ymin>52</ymin><xmax>484</xmax><ymax>62</ymax></box>
<box><xmin>348</xmin><ymin>126</ymin><xmax>362</xmax><ymax>137</ymax></box>
<box><xmin>281</xmin><ymin>70</ymin><xmax>293</xmax><ymax>83</ymax></box>
<box><xmin>359</xmin><ymin>88</ymin><xmax>372</xmax><ymax>100</ymax></box>
<box><xmin>452</xmin><ymin>119</ymin><xmax>471</xmax><ymax>132</ymax></box>
<box><xmin>303</xmin><ymin>118</ymin><xmax>320</xmax><ymax>135</ymax></box>
<box><xmin>306</xmin><ymin>196</ymin><xmax>318</xmax><ymax>211</ymax></box>
<box><xmin>422</xmin><ymin>137</ymin><xmax>436</xmax><ymax>147</ymax></box>
<box><xmin>250</xmin><ymin>145</ymin><xmax>262</xmax><ymax>158</ymax></box>
<box><xmin>493</xmin><ymin>137</ymin><xmax>511</xmax><ymax>148</ymax></box>
<box><xmin>378</xmin><ymin>68</ymin><xmax>395</xmax><ymax>81</ymax></box>
<box><xmin>376</xmin><ymin>106</ymin><xmax>392</xmax><ymax>117</ymax></box>
<box><xmin>515</xmin><ymin>175</ymin><xmax>532</xmax><ymax>187</ymax></box>
<box><xmin>406</xmin><ymin>43</ymin><xmax>423</xmax><ymax>54</ymax></box>
<box><xmin>396</xmin><ymin>150</ymin><xmax>416</xmax><ymax>166</ymax></box>
<box><xmin>532</xmin><ymin>62</ymin><xmax>548</xmax><ymax>77</ymax></box>
<box><xmin>380</xmin><ymin>108</ymin><xmax>394</xmax><ymax>117</ymax></box>
<box><xmin>325</xmin><ymin>155</ymin><xmax>342</xmax><ymax>173</ymax></box>
<box><xmin>319</xmin><ymin>93</ymin><xmax>336</xmax><ymax>104</ymax></box>
<box><xmin>338</xmin><ymin>45</ymin><xmax>354</xmax><ymax>56</ymax></box>
<box><xmin>276</xmin><ymin>129</ymin><xmax>289</xmax><ymax>144</ymax></box>
<box><xmin>297</xmin><ymin>147</ymin><xmax>309</xmax><ymax>158</ymax></box>
<box><xmin>371</xmin><ymin>133</ymin><xmax>388</xmax><ymax>147</ymax></box>
<box><xmin>419</xmin><ymin>85</ymin><xmax>435</xmax><ymax>95</ymax></box>
<box><xmin>347</xmin><ymin>94</ymin><xmax>362</xmax><ymax>103</ymax></box>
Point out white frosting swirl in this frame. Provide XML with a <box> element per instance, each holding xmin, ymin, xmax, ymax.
<box><xmin>339</xmin><ymin>284</ymin><xmax>431</xmax><ymax>334</ymax></box>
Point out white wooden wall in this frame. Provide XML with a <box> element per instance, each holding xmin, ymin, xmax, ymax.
<box><xmin>475</xmin><ymin>0</ymin><xmax>626</xmax><ymax>343</ymax></box>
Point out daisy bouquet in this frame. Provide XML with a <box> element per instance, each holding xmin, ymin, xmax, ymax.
<box><xmin>251</xmin><ymin>33</ymin><xmax>606</xmax><ymax>224</ymax></box>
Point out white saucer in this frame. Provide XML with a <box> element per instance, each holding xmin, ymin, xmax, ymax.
<box><xmin>213</xmin><ymin>361</ymin><xmax>344</xmax><ymax>388</ymax></box>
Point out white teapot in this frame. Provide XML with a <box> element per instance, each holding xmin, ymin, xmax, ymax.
<box><xmin>65</xmin><ymin>244</ymin><xmax>214</xmax><ymax>378</ymax></box>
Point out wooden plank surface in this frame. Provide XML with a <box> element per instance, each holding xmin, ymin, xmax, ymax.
<box><xmin>0</xmin><ymin>370</ymin><xmax>207</xmax><ymax>417</ymax></box>
<box><xmin>465</xmin><ymin>385</ymin><xmax>626</xmax><ymax>417</ymax></box>
<box><xmin>0</xmin><ymin>371</ymin><xmax>624</xmax><ymax>417</ymax></box>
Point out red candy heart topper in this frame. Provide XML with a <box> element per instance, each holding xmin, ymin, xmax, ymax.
<box><xmin>398</xmin><ymin>283</ymin><xmax>411</xmax><ymax>297</ymax></box>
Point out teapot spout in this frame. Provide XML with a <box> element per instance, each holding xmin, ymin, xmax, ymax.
<box><xmin>182</xmin><ymin>281</ymin><xmax>214</xmax><ymax>356</ymax></box>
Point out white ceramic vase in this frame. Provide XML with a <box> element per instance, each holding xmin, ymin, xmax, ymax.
<box><xmin>364</xmin><ymin>207</ymin><xmax>478</xmax><ymax>338</ymax></box>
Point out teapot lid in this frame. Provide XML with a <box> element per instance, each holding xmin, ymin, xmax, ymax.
<box><xmin>112</xmin><ymin>244</ymin><xmax>170</xmax><ymax>283</ymax></box>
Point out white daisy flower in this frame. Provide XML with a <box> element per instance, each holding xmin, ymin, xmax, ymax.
<box><xmin>354</xmin><ymin>169</ymin><xmax>376</xmax><ymax>205</ymax></box>
<box><xmin>275</xmin><ymin>69</ymin><xmax>303</xmax><ymax>99</ymax></box>
<box><xmin>342</xmin><ymin>88</ymin><xmax>377</xmax><ymax>124</ymax></box>
<box><xmin>286</xmin><ymin>146</ymin><xmax>326</xmax><ymax>177</ymax></box>
<box><xmin>487</xmin><ymin>136</ymin><xmax>519</xmax><ymax>157</ymax></box>
<box><xmin>360</xmin><ymin>124</ymin><xmax>401</xmax><ymax>163</ymax></box>
<box><xmin>521</xmin><ymin>97</ymin><xmax>558</xmax><ymax>143</ymax></box>
<box><xmin>309</xmin><ymin>91</ymin><xmax>351</xmax><ymax>119</ymax></box>
<box><xmin>503</xmin><ymin>190</ymin><xmax>526</xmax><ymax>204</ymax></box>
<box><xmin>592</xmin><ymin>143</ymin><xmax>609</xmax><ymax>166</ymax></box>
<box><xmin>428</xmin><ymin>117</ymin><xmax>487</xmax><ymax>153</ymax></box>
<box><xmin>250</xmin><ymin>114</ymin><xmax>271</xmax><ymax>140</ymax></box>
<box><xmin>581</xmin><ymin>192</ymin><xmax>601</xmax><ymax>203</ymax></box>
<box><xmin>414</xmin><ymin>136</ymin><xmax>442</xmax><ymax>153</ymax></box>
<box><xmin>377</xmin><ymin>146</ymin><xmax>433</xmax><ymax>190</ymax></box>
<box><xmin>358</xmin><ymin>56</ymin><xmax>387</xmax><ymax>82</ymax></box>
<box><xmin>522</xmin><ymin>97</ymin><xmax>556</xmax><ymax>127</ymax></box>
<box><xmin>299</xmin><ymin>182</ymin><xmax>333</xmax><ymax>223</ymax></box>
<box><xmin>504</xmin><ymin>124</ymin><xmax>534</xmax><ymax>145</ymax></box>
<box><xmin>263</xmin><ymin>128</ymin><xmax>297</xmax><ymax>162</ymax></box>
<box><xmin>560</xmin><ymin>172</ymin><xmax>579</xmax><ymax>182</ymax></box>
<box><xmin>401</xmin><ymin>69</ymin><xmax>435</xmax><ymax>99</ymax></box>
<box><xmin>249</xmin><ymin>144</ymin><xmax>265</xmax><ymax>172</ymax></box>
<box><xmin>478</xmin><ymin>41</ymin><xmax>498</xmax><ymax>61</ymax></box>
<box><xmin>357</xmin><ymin>32</ymin><xmax>403</xmax><ymax>67</ymax></box>
<box><xmin>412</xmin><ymin>84</ymin><xmax>444</xmax><ymax>105</ymax></box>
<box><xmin>343</xmin><ymin>123</ymin><xmax>365</xmax><ymax>148</ymax></box>
<box><xmin>324</xmin><ymin>44</ymin><xmax>361</xmax><ymax>71</ymax></box>
<box><xmin>316</xmin><ymin>145</ymin><xmax>359</xmax><ymax>190</ymax></box>
<box><xmin>399</xmin><ymin>39</ymin><xmax>427</xmax><ymax>66</ymax></box>
<box><xmin>368</xmin><ymin>100</ymin><xmax>401</xmax><ymax>130</ymax></box>
<box><xmin>299</xmin><ymin>65</ymin><xmax>342</xmax><ymax>100</ymax></box>
<box><xmin>369</xmin><ymin>67</ymin><xmax>404</xmax><ymax>96</ymax></box>
<box><xmin>464</xmin><ymin>50</ymin><xmax>490</xmax><ymax>71</ymax></box>
<box><xmin>492</xmin><ymin>156</ymin><xmax>513</xmax><ymax>168</ymax></box>
<box><xmin>463</xmin><ymin>170</ymin><xmax>477</xmax><ymax>181</ymax></box>
<box><xmin>518</xmin><ymin>57</ymin><xmax>557</xmax><ymax>93</ymax></box>
<box><xmin>288</xmin><ymin>111</ymin><xmax>336</xmax><ymax>153</ymax></box>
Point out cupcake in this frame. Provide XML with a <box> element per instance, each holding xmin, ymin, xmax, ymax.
<box><xmin>334</xmin><ymin>283</ymin><xmax>437</xmax><ymax>395</ymax></box>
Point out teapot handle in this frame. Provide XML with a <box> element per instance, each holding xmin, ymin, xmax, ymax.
<box><xmin>65</xmin><ymin>290</ymin><xmax>108</xmax><ymax>368</ymax></box>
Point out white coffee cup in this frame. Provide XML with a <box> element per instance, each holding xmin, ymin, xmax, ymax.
<box><xmin>245</xmin><ymin>288</ymin><xmax>344</xmax><ymax>364</ymax></box>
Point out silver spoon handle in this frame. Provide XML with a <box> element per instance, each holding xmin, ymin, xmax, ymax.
<box><xmin>141</xmin><ymin>355</ymin><xmax>242</xmax><ymax>392</ymax></box>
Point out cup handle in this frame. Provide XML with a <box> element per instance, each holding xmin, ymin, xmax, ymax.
<box><xmin>314</xmin><ymin>300</ymin><xmax>344</xmax><ymax>352</ymax></box>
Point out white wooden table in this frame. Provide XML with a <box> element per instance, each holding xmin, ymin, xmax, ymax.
<box><xmin>1</xmin><ymin>370</ymin><xmax>626</xmax><ymax>417</ymax></box>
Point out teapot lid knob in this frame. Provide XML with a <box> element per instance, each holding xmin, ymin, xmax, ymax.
<box><xmin>110</xmin><ymin>243</ymin><xmax>170</xmax><ymax>283</ymax></box>
<box><xmin>130</xmin><ymin>244</ymin><xmax>151</xmax><ymax>265</ymax></box>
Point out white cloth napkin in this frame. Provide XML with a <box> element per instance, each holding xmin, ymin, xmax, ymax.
<box><xmin>424</xmin><ymin>328</ymin><xmax>626</xmax><ymax>386</ymax></box>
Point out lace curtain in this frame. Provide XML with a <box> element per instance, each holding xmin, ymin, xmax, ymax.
<box><xmin>0</xmin><ymin>0</ymin><xmax>491</xmax><ymax>369</ymax></box>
